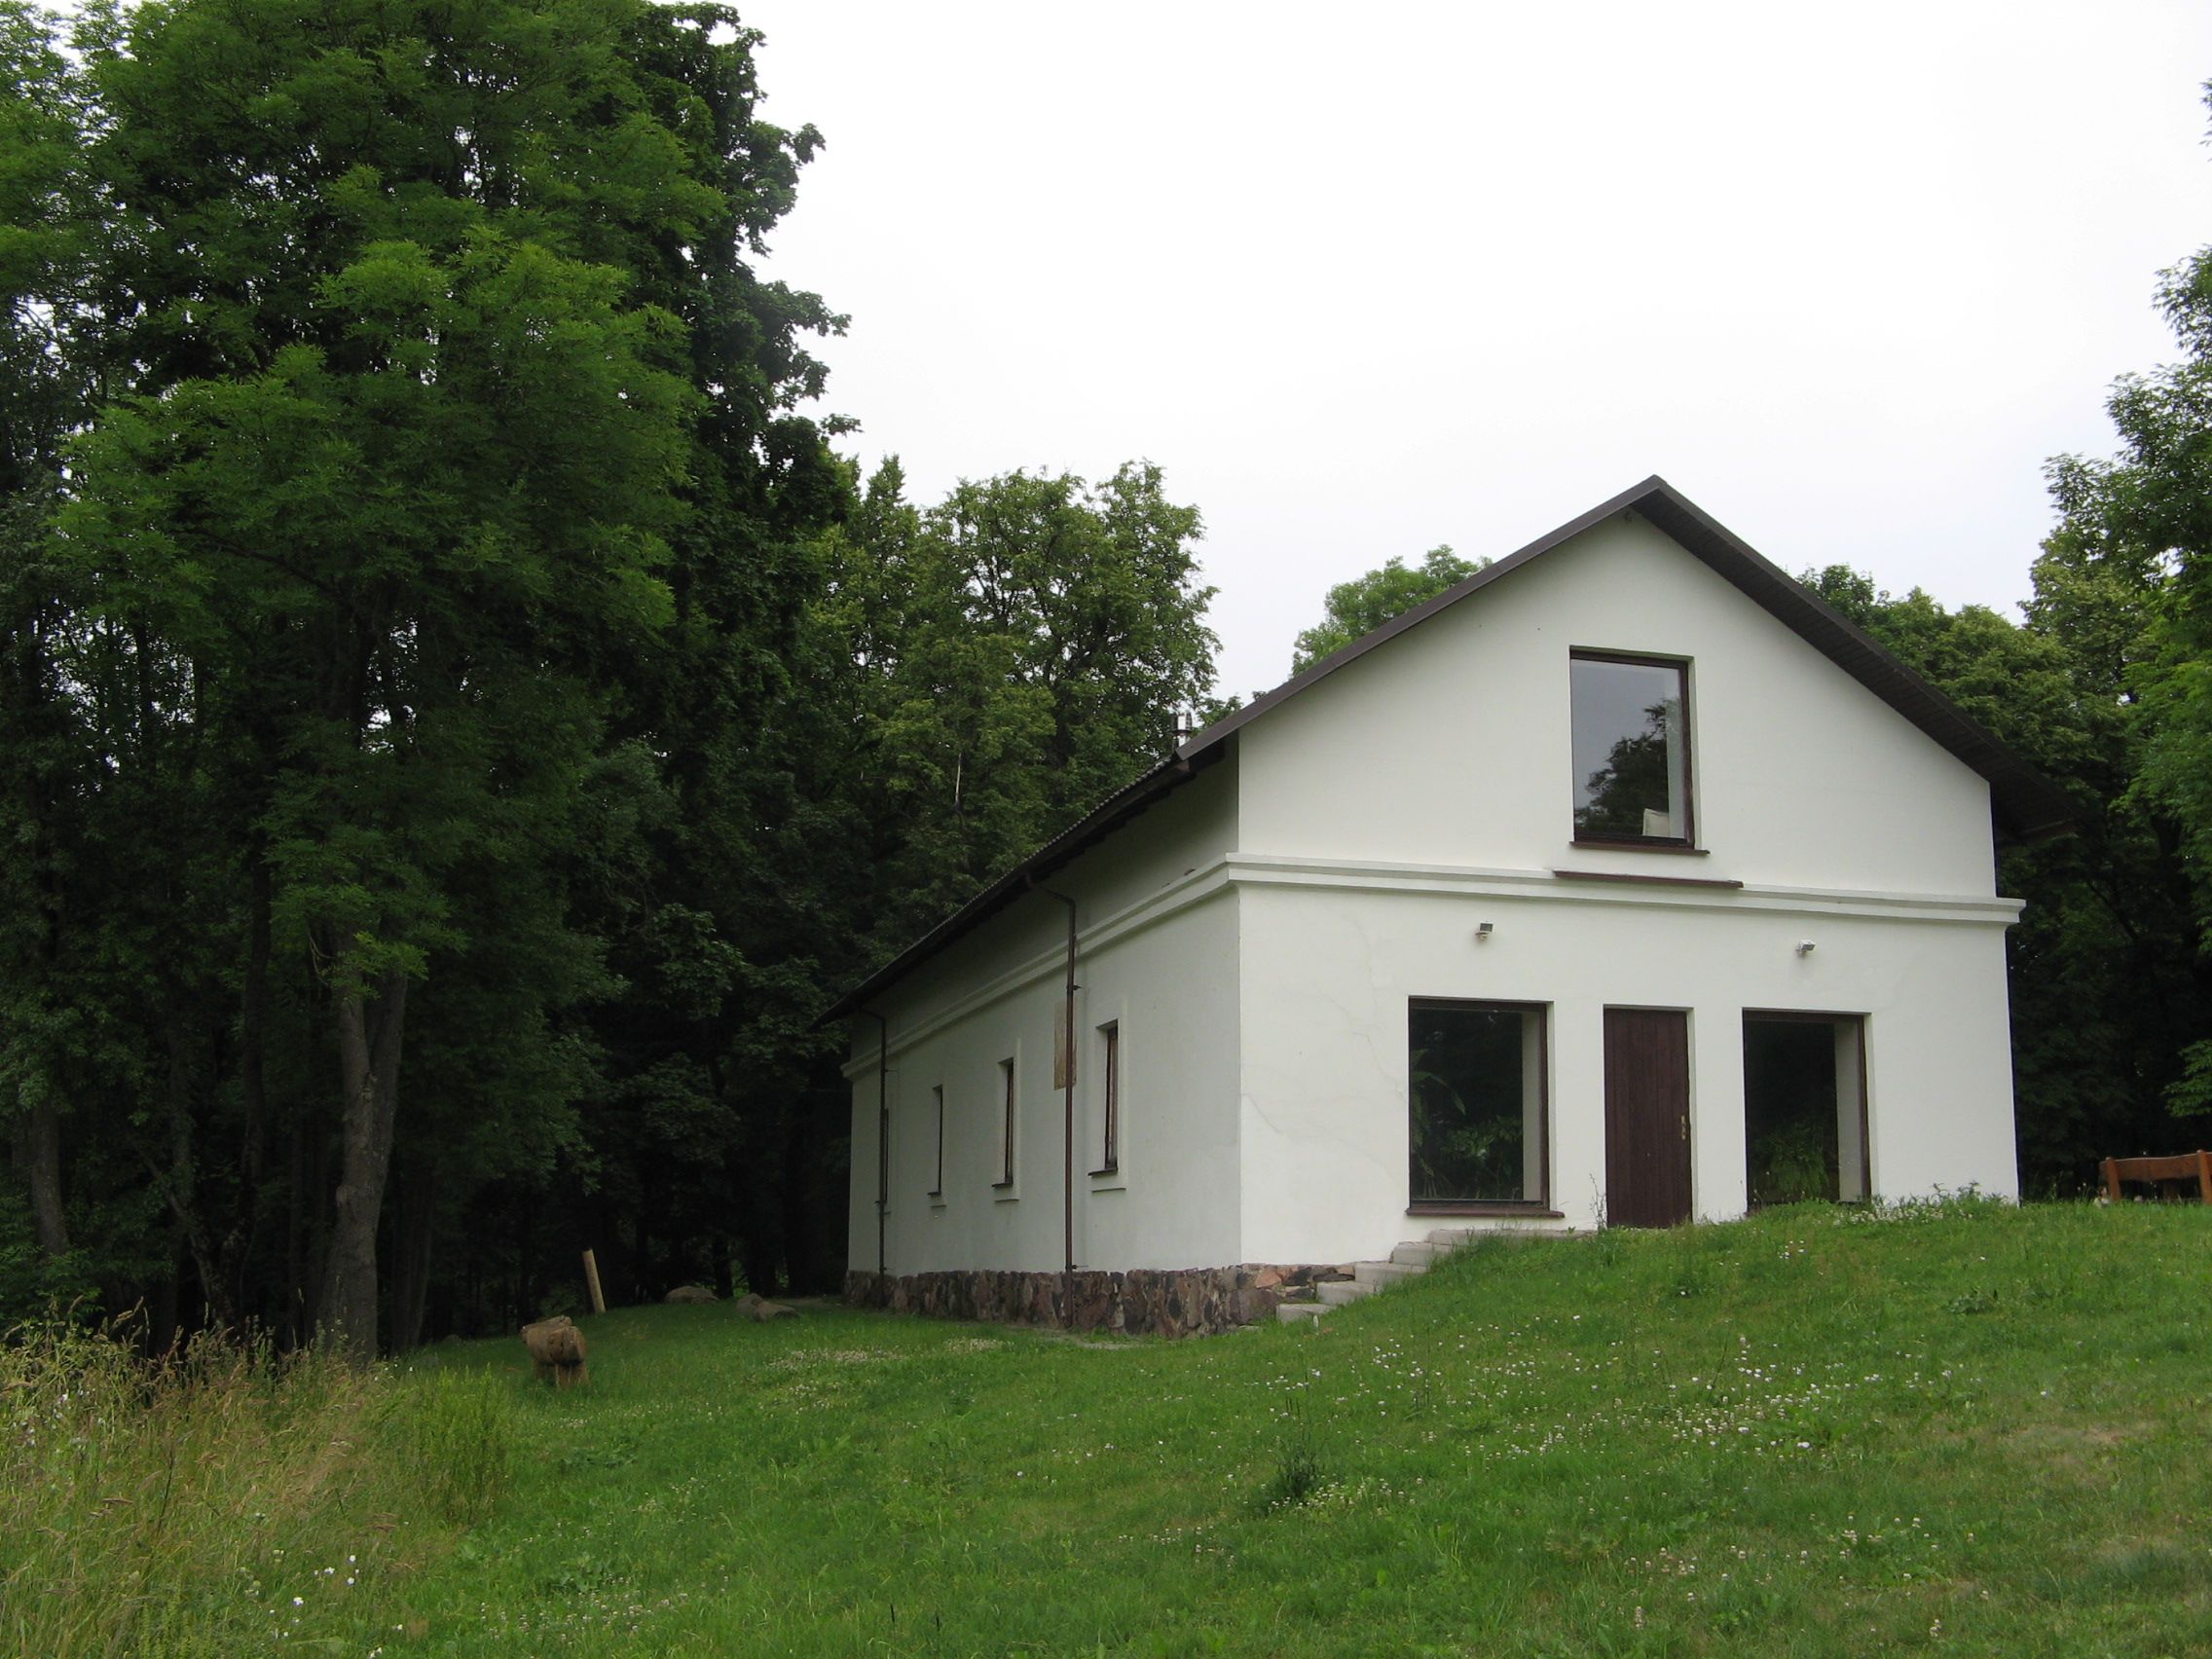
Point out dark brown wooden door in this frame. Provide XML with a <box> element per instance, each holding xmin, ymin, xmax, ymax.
<box><xmin>1604</xmin><ymin>1008</ymin><xmax>1692</xmax><ymax>1228</ymax></box>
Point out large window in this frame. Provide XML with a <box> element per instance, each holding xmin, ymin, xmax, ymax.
<box><xmin>1409</xmin><ymin>1000</ymin><xmax>1548</xmax><ymax>1208</ymax></box>
<box><xmin>1744</xmin><ymin>1013</ymin><xmax>1868</xmax><ymax>1205</ymax></box>
<box><xmin>1570</xmin><ymin>652</ymin><xmax>1691</xmax><ymax>844</ymax></box>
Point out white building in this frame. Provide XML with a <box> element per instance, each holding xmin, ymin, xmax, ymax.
<box><xmin>828</xmin><ymin>479</ymin><xmax>2070</xmax><ymax>1332</ymax></box>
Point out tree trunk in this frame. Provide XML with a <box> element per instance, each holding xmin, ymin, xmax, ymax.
<box><xmin>240</xmin><ymin>849</ymin><xmax>271</xmax><ymax>1188</ymax></box>
<box><xmin>712</xmin><ymin>1233</ymin><xmax>735</xmax><ymax>1301</ymax></box>
<box><xmin>159</xmin><ymin>1021</ymin><xmax>240</xmax><ymax>1334</ymax></box>
<box><xmin>15</xmin><ymin>1097</ymin><xmax>68</xmax><ymax>1257</ymax></box>
<box><xmin>388</xmin><ymin>1156</ymin><xmax>435</xmax><ymax>1353</ymax></box>
<box><xmin>316</xmin><ymin>964</ymin><xmax>408</xmax><ymax>1366</ymax></box>
<box><xmin>284</xmin><ymin>1088</ymin><xmax>309</xmax><ymax>1346</ymax></box>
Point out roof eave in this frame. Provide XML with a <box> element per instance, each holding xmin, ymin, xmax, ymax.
<box><xmin>816</xmin><ymin>741</ymin><xmax>1227</xmax><ymax>1026</ymax></box>
<box><xmin>821</xmin><ymin>474</ymin><xmax>2079</xmax><ymax>1024</ymax></box>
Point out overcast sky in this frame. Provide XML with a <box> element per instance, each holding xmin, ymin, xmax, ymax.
<box><xmin>737</xmin><ymin>1</ymin><xmax>2212</xmax><ymax>700</ymax></box>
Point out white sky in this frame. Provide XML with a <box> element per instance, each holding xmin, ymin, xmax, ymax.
<box><xmin>737</xmin><ymin>1</ymin><xmax>2212</xmax><ymax>700</ymax></box>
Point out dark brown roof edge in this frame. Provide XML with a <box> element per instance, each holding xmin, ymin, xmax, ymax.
<box><xmin>819</xmin><ymin>743</ymin><xmax>1227</xmax><ymax>1023</ymax></box>
<box><xmin>822</xmin><ymin>474</ymin><xmax>2075</xmax><ymax>1024</ymax></box>
<box><xmin>1189</xmin><ymin>475</ymin><xmax>2074</xmax><ymax>841</ymax></box>
<box><xmin>1185</xmin><ymin>476</ymin><xmax>1665</xmax><ymax>752</ymax></box>
<box><xmin>1628</xmin><ymin>485</ymin><xmax>2077</xmax><ymax>842</ymax></box>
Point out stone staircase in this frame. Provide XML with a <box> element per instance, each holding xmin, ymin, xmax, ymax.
<box><xmin>1275</xmin><ymin>1228</ymin><xmax>1471</xmax><ymax>1323</ymax></box>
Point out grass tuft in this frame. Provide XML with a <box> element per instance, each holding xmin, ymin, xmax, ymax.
<box><xmin>405</xmin><ymin>1364</ymin><xmax>518</xmax><ymax>1527</ymax></box>
<box><xmin>1255</xmin><ymin>1391</ymin><xmax>1336</xmax><ymax>1514</ymax></box>
<box><xmin>0</xmin><ymin>1311</ymin><xmax>450</xmax><ymax>1656</ymax></box>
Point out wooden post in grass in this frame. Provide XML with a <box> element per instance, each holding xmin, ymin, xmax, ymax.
<box><xmin>582</xmin><ymin>1249</ymin><xmax>607</xmax><ymax>1315</ymax></box>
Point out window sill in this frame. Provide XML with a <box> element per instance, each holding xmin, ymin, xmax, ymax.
<box><xmin>1408</xmin><ymin>1202</ymin><xmax>1565</xmax><ymax>1219</ymax></box>
<box><xmin>1088</xmin><ymin>1165</ymin><xmax>1119</xmax><ymax>1179</ymax></box>
<box><xmin>1553</xmin><ymin>866</ymin><xmax>1743</xmax><ymax>891</ymax></box>
<box><xmin>992</xmin><ymin>1181</ymin><xmax>1018</xmax><ymax>1203</ymax></box>
<box><xmin>1569</xmin><ymin>838</ymin><xmax>1708</xmax><ymax>855</ymax></box>
<box><xmin>928</xmin><ymin>1195</ymin><xmax>946</xmax><ymax>1210</ymax></box>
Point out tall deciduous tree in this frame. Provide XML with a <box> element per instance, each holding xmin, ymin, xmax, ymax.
<box><xmin>1794</xmin><ymin>568</ymin><xmax>2201</xmax><ymax>1188</ymax></box>
<box><xmin>842</xmin><ymin>461</ymin><xmax>1219</xmax><ymax>920</ymax></box>
<box><xmin>0</xmin><ymin>0</ymin><xmax>97</xmax><ymax>1290</ymax></box>
<box><xmin>2042</xmin><ymin>229</ymin><xmax>2212</xmax><ymax>1121</ymax></box>
<box><xmin>53</xmin><ymin>0</ymin><xmax>838</xmax><ymax>1358</ymax></box>
<box><xmin>1291</xmin><ymin>545</ymin><xmax>1484</xmax><ymax>674</ymax></box>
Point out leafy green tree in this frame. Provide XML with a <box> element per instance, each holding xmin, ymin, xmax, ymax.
<box><xmin>1292</xmin><ymin>545</ymin><xmax>1485</xmax><ymax>674</ymax></box>
<box><xmin>49</xmin><ymin>0</ymin><xmax>837</xmax><ymax>1357</ymax></box>
<box><xmin>1798</xmin><ymin>565</ymin><xmax>2203</xmax><ymax>1188</ymax></box>
<box><xmin>710</xmin><ymin>459</ymin><xmax>1223</xmax><ymax>1296</ymax></box>
<box><xmin>2039</xmin><ymin>240</ymin><xmax>2212</xmax><ymax>1121</ymax></box>
<box><xmin>0</xmin><ymin>0</ymin><xmax>99</xmax><ymax>1294</ymax></box>
<box><xmin>826</xmin><ymin>461</ymin><xmax>1219</xmax><ymax>931</ymax></box>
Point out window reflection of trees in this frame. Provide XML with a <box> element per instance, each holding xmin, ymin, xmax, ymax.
<box><xmin>1410</xmin><ymin>1007</ymin><xmax>1527</xmax><ymax>1204</ymax></box>
<box><xmin>1576</xmin><ymin>696</ymin><xmax>1679</xmax><ymax>839</ymax></box>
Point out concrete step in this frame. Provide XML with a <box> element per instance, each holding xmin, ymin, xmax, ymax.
<box><xmin>1390</xmin><ymin>1240</ymin><xmax>1446</xmax><ymax>1267</ymax></box>
<box><xmin>1353</xmin><ymin>1260</ymin><xmax>1419</xmax><ymax>1287</ymax></box>
<box><xmin>1275</xmin><ymin>1301</ymin><xmax>1329</xmax><ymax>1323</ymax></box>
<box><xmin>1316</xmin><ymin>1278</ymin><xmax>1374</xmax><ymax>1306</ymax></box>
<box><xmin>1426</xmin><ymin>1227</ymin><xmax>1475</xmax><ymax>1248</ymax></box>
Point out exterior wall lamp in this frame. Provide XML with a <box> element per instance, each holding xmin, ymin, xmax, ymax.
<box><xmin>1796</xmin><ymin>940</ymin><xmax>1817</xmax><ymax>956</ymax></box>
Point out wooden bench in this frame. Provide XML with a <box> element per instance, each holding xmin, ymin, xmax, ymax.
<box><xmin>2100</xmin><ymin>1152</ymin><xmax>2212</xmax><ymax>1202</ymax></box>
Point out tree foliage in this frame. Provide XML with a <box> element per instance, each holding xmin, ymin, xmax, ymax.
<box><xmin>2038</xmin><ymin>229</ymin><xmax>2212</xmax><ymax>1122</ymax></box>
<box><xmin>0</xmin><ymin>0</ymin><xmax>1225</xmax><ymax>1346</ymax></box>
<box><xmin>1797</xmin><ymin>564</ymin><xmax>2203</xmax><ymax>1188</ymax></box>
<box><xmin>0</xmin><ymin>0</ymin><xmax>858</xmax><ymax>1352</ymax></box>
<box><xmin>1291</xmin><ymin>544</ymin><xmax>1484</xmax><ymax>674</ymax></box>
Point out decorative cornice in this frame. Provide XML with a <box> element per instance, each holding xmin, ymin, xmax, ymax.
<box><xmin>840</xmin><ymin>852</ymin><xmax>2021</xmax><ymax>1074</ymax></box>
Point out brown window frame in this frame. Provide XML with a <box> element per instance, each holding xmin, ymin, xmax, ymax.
<box><xmin>1568</xmin><ymin>649</ymin><xmax>1697</xmax><ymax>851</ymax></box>
<box><xmin>1090</xmin><ymin>1021</ymin><xmax>1120</xmax><ymax>1176</ymax></box>
<box><xmin>993</xmin><ymin>1057</ymin><xmax>1016</xmax><ymax>1190</ymax></box>
<box><xmin>1407</xmin><ymin>997</ymin><xmax>1556</xmax><ymax>1217</ymax></box>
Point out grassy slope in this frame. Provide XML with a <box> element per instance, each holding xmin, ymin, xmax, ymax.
<box><xmin>372</xmin><ymin>1201</ymin><xmax>2207</xmax><ymax>1658</ymax></box>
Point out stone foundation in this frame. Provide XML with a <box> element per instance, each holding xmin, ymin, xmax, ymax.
<box><xmin>843</xmin><ymin>1263</ymin><xmax>1347</xmax><ymax>1338</ymax></box>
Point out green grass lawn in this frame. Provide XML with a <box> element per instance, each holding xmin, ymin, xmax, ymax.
<box><xmin>29</xmin><ymin>1199</ymin><xmax>2212</xmax><ymax>1657</ymax></box>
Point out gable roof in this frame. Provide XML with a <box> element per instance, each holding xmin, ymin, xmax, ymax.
<box><xmin>823</xmin><ymin>475</ymin><xmax>2076</xmax><ymax>1021</ymax></box>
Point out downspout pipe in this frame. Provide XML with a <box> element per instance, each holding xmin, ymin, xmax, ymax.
<box><xmin>1028</xmin><ymin>879</ymin><xmax>1080</xmax><ymax>1317</ymax></box>
<box><xmin>863</xmin><ymin>1011</ymin><xmax>889</xmax><ymax>1280</ymax></box>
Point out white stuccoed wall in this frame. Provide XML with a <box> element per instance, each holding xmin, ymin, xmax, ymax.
<box><xmin>1235</xmin><ymin>878</ymin><xmax>2019</xmax><ymax>1263</ymax></box>
<box><xmin>1235</xmin><ymin>510</ymin><xmax>2001</xmax><ymax>897</ymax></box>
<box><xmin>1232</xmin><ymin>507</ymin><xmax>2022</xmax><ymax>1262</ymax></box>
<box><xmin>846</xmin><ymin>762</ymin><xmax>1245</xmax><ymax>1276</ymax></box>
<box><xmin>846</xmin><ymin>505</ymin><xmax>2028</xmax><ymax>1281</ymax></box>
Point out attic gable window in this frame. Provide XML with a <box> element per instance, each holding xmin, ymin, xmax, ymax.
<box><xmin>1570</xmin><ymin>652</ymin><xmax>1692</xmax><ymax>845</ymax></box>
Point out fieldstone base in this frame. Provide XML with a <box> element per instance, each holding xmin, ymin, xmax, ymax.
<box><xmin>843</xmin><ymin>1263</ymin><xmax>1346</xmax><ymax>1338</ymax></box>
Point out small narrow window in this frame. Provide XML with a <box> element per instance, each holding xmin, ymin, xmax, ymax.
<box><xmin>1570</xmin><ymin>652</ymin><xmax>1692</xmax><ymax>844</ymax></box>
<box><xmin>1093</xmin><ymin>1022</ymin><xmax>1120</xmax><ymax>1175</ymax></box>
<box><xmin>1409</xmin><ymin>1000</ymin><xmax>1548</xmax><ymax>1208</ymax></box>
<box><xmin>876</xmin><ymin>1091</ymin><xmax>891</xmax><ymax>1214</ymax></box>
<box><xmin>929</xmin><ymin>1086</ymin><xmax>944</xmax><ymax>1198</ymax></box>
<box><xmin>994</xmin><ymin>1058</ymin><xmax>1016</xmax><ymax>1189</ymax></box>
